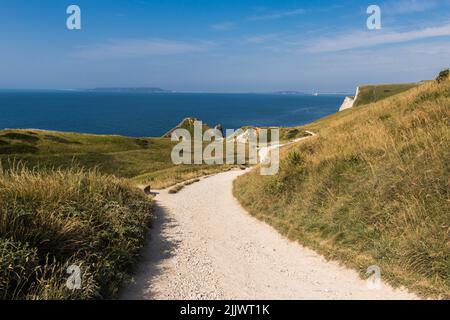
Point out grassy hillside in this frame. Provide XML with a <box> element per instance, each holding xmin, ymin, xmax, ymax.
<box><xmin>234</xmin><ymin>78</ymin><xmax>450</xmax><ymax>298</ymax></box>
<box><xmin>0</xmin><ymin>166</ymin><xmax>152</xmax><ymax>299</ymax></box>
<box><xmin>354</xmin><ymin>83</ymin><xmax>419</xmax><ymax>107</ymax></box>
<box><xmin>0</xmin><ymin>123</ymin><xmax>240</xmax><ymax>299</ymax></box>
<box><xmin>0</xmin><ymin>123</ymin><xmax>303</xmax><ymax>188</ymax></box>
<box><xmin>0</xmin><ymin>129</ymin><xmax>233</xmax><ymax>189</ymax></box>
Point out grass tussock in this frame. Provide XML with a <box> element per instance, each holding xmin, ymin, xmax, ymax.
<box><xmin>234</xmin><ymin>78</ymin><xmax>450</xmax><ymax>298</ymax></box>
<box><xmin>168</xmin><ymin>184</ymin><xmax>185</xmax><ymax>194</ymax></box>
<box><xmin>0</xmin><ymin>165</ymin><xmax>152</xmax><ymax>299</ymax></box>
<box><xmin>184</xmin><ymin>178</ymin><xmax>201</xmax><ymax>186</ymax></box>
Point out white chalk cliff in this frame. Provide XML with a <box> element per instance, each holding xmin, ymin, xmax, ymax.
<box><xmin>339</xmin><ymin>87</ymin><xmax>359</xmax><ymax>112</ymax></box>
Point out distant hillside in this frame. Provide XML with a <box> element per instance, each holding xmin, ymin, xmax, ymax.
<box><xmin>234</xmin><ymin>76</ymin><xmax>450</xmax><ymax>298</ymax></box>
<box><xmin>0</xmin><ymin>128</ymin><xmax>232</xmax><ymax>189</ymax></box>
<box><xmin>274</xmin><ymin>91</ymin><xmax>305</xmax><ymax>95</ymax></box>
<box><xmin>354</xmin><ymin>83</ymin><xmax>418</xmax><ymax>107</ymax></box>
<box><xmin>87</xmin><ymin>87</ymin><xmax>173</xmax><ymax>93</ymax></box>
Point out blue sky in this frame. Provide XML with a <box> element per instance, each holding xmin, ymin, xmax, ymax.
<box><xmin>1</xmin><ymin>0</ymin><xmax>450</xmax><ymax>92</ymax></box>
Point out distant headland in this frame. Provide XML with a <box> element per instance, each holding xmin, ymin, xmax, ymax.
<box><xmin>86</xmin><ymin>87</ymin><xmax>173</xmax><ymax>93</ymax></box>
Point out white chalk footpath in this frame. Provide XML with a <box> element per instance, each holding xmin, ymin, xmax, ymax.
<box><xmin>120</xmin><ymin>169</ymin><xmax>417</xmax><ymax>300</ymax></box>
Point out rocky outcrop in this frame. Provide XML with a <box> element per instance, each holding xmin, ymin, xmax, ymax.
<box><xmin>162</xmin><ymin>117</ymin><xmax>211</xmax><ymax>138</ymax></box>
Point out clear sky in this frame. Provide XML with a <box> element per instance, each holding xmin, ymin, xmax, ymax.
<box><xmin>1</xmin><ymin>0</ymin><xmax>450</xmax><ymax>92</ymax></box>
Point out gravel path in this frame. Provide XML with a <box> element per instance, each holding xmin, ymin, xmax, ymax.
<box><xmin>258</xmin><ymin>131</ymin><xmax>316</xmax><ymax>163</ymax></box>
<box><xmin>120</xmin><ymin>169</ymin><xmax>416</xmax><ymax>300</ymax></box>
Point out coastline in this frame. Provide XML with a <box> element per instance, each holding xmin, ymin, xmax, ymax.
<box><xmin>0</xmin><ymin>92</ymin><xmax>344</xmax><ymax>138</ymax></box>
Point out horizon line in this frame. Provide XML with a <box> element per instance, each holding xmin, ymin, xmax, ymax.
<box><xmin>0</xmin><ymin>88</ymin><xmax>354</xmax><ymax>95</ymax></box>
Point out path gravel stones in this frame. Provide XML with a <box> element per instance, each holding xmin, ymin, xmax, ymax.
<box><xmin>120</xmin><ymin>170</ymin><xmax>416</xmax><ymax>300</ymax></box>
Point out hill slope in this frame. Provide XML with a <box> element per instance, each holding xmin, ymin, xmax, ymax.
<box><xmin>162</xmin><ymin>117</ymin><xmax>213</xmax><ymax>138</ymax></box>
<box><xmin>354</xmin><ymin>83</ymin><xmax>419</xmax><ymax>107</ymax></box>
<box><xmin>0</xmin><ymin>129</ymin><xmax>231</xmax><ymax>188</ymax></box>
<box><xmin>234</xmin><ymin>79</ymin><xmax>450</xmax><ymax>298</ymax></box>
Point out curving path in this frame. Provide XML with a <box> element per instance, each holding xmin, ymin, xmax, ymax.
<box><xmin>120</xmin><ymin>168</ymin><xmax>416</xmax><ymax>300</ymax></box>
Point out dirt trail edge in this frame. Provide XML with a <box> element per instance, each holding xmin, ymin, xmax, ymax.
<box><xmin>121</xmin><ymin>169</ymin><xmax>417</xmax><ymax>299</ymax></box>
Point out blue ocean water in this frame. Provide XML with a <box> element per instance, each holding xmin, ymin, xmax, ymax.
<box><xmin>0</xmin><ymin>91</ymin><xmax>345</xmax><ymax>137</ymax></box>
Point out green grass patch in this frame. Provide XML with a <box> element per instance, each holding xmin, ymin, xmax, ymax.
<box><xmin>354</xmin><ymin>83</ymin><xmax>419</xmax><ymax>107</ymax></box>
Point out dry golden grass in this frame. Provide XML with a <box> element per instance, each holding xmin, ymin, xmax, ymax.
<box><xmin>234</xmin><ymin>78</ymin><xmax>450</xmax><ymax>298</ymax></box>
<box><xmin>354</xmin><ymin>83</ymin><xmax>418</xmax><ymax>107</ymax></box>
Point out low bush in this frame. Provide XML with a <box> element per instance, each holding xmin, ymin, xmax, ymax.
<box><xmin>436</xmin><ymin>69</ymin><xmax>449</xmax><ymax>84</ymax></box>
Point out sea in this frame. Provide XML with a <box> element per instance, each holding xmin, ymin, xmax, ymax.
<box><xmin>0</xmin><ymin>91</ymin><xmax>345</xmax><ymax>137</ymax></box>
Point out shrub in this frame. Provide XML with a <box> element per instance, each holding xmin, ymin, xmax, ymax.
<box><xmin>286</xmin><ymin>151</ymin><xmax>303</xmax><ymax>166</ymax></box>
<box><xmin>234</xmin><ymin>79</ymin><xmax>450</xmax><ymax>298</ymax></box>
<box><xmin>436</xmin><ymin>69</ymin><xmax>449</xmax><ymax>84</ymax></box>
